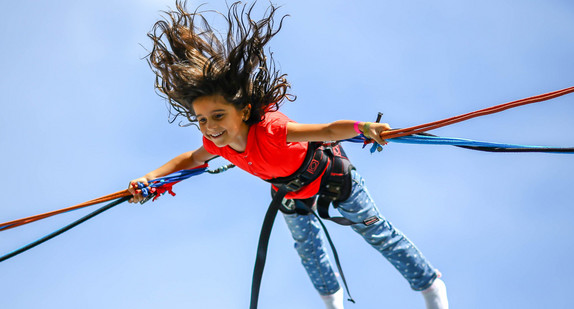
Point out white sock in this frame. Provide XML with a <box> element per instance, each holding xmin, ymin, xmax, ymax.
<box><xmin>421</xmin><ymin>278</ymin><xmax>449</xmax><ymax>309</ymax></box>
<box><xmin>320</xmin><ymin>288</ymin><xmax>345</xmax><ymax>309</ymax></box>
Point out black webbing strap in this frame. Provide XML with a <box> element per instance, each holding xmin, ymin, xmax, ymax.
<box><xmin>249</xmin><ymin>186</ymin><xmax>287</xmax><ymax>309</ymax></box>
<box><xmin>249</xmin><ymin>188</ymin><xmax>357</xmax><ymax>308</ymax></box>
<box><xmin>253</xmin><ymin>142</ymin><xmax>330</xmax><ymax>309</ymax></box>
<box><xmin>315</xmin><ymin>145</ymin><xmax>381</xmax><ymax>227</ymax></box>
<box><xmin>317</xmin><ymin>197</ymin><xmax>381</xmax><ymax>227</ymax></box>
<box><xmin>250</xmin><ymin>143</ymin><xmax>371</xmax><ymax>307</ymax></box>
<box><xmin>317</xmin><ymin>199</ymin><xmax>357</xmax><ymax>226</ymax></box>
<box><xmin>298</xmin><ymin>202</ymin><xmax>356</xmax><ymax>304</ymax></box>
<box><xmin>315</xmin><ymin>150</ymin><xmax>357</xmax><ymax>226</ymax></box>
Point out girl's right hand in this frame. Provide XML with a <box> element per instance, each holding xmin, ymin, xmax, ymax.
<box><xmin>127</xmin><ymin>177</ymin><xmax>151</xmax><ymax>204</ymax></box>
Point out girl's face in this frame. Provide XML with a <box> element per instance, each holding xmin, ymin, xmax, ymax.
<box><xmin>192</xmin><ymin>94</ymin><xmax>251</xmax><ymax>152</ymax></box>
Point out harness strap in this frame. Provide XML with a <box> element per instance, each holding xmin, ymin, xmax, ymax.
<box><xmin>315</xmin><ymin>144</ymin><xmax>357</xmax><ymax>226</ymax></box>
<box><xmin>251</xmin><ymin>190</ymin><xmax>357</xmax><ymax>308</ymax></box>
<box><xmin>251</xmin><ymin>143</ymin><xmax>369</xmax><ymax>308</ymax></box>
<box><xmin>314</xmin><ymin>144</ymin><xmax>381</xmax><ymax>227</ymax></box>
<box><xmin>266</xmin><ymin>142</ymin><xmax>329</xmax><ymax>214</ymax></box>
<box><xmin>251</xmin><ymin>143</ymin><xmax>330</xmax><ymax>308</ymax></box>
<box><xmin>249</xmin><ymin>186</ymin><xmax>286</xmax><ymax>309</ymax></box>
<box><xmin>296</xmin><ymin>200</ymin><xmax>356</xmax><ymax>304</ymax></box>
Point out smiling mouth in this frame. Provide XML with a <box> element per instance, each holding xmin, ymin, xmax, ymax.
<box><xmin>209</xmin><ymin>130</ymin><xmax>225</xmax><ymax>138</ymax></box>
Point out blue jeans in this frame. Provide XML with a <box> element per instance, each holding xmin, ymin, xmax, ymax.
<box><xmin>282</xmin><ymin>170</ymin><xmax>438</xmax><ymax>295</ymax></box>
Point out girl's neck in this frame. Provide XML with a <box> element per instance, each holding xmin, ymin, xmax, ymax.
<box><xmin>227</xmin><ymin>123</ymin><xmax>251</xmax><ymax>153</ymax></box>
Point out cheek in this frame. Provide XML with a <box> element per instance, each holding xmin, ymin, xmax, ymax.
<box><xmin>197</xmin><ymin>123</ymin><xmax>207</xmax><ymax>135</ymax></box>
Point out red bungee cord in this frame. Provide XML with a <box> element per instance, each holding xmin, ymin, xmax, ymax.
<box><xmin>0</xmin><ymin>189</ymin><xmax>131</xmax><ymax>232</ymax></box>
<box><xmin>0</xmin><ymin>164</ymin><xmax>212</xmax><ymax>232</ymax></box>
<box><xmin>380</xmin><ymin>86</ymin><xmax>574</xmax><ymax>140</ymax></box>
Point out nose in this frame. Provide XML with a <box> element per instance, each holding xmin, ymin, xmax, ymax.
<box><xmin>205</xmin><ymin>119</ymin><xmax>217</xmax><ymax>132</ymax></box>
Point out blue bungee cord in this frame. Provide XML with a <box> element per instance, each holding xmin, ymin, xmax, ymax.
<box><xmin>345</xmin><ymin>133</ymin><xmax>574</xmax><ymax>154</ymax></box>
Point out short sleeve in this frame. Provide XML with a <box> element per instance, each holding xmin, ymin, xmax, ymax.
<box><xmin>259</xmin><ymin>112</ymin><xmax>290</xmax><ymax>148</ymax></box>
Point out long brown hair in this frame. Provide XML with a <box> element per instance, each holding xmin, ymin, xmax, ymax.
<box><xmin>147</xmin><ymin>1</ymin><xmax>294</xmax><ymax>125</ymax></box>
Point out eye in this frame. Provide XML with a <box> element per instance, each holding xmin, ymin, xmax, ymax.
<box><xmin>213</xmin><ymin>113</ymin><xmax>224</xmax><ymax>120</ymax></box>
<box><xmin>198</xmin><ymin>117</ymin><xmax>207</xmax><ymax>124</ymax></box>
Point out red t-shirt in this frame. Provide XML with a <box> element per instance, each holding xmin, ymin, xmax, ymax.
<box><xmin>202</xmin><ymin>111</ymin><xmax>323</xmax><ymax>199</ymax></box>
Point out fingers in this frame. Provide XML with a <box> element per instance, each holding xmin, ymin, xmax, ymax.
<box><xmin>128</xmin><ymin>181</ymin><xmax>141</xmax><ymax>204</ymax></box>
<box><xmin>127</xmin><ymin>181</ymin><xmax>137</xmax><ymax>195</ymax></box>
<box><xmin>381</xmin><ymin>123</ymin><xmax>392</xmax><ymax>131</ymax></box>
<box><xmin>127</xmin><ymin>178</ymin><xmax>149</xmax><ymax>204</ymax></box>
<box><xmin>370</xmin><ymin>123</ymin><xmax>391</xmax><ymax>146</ymax></box>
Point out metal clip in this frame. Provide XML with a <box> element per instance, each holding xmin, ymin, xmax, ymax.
<box><xmin>285</xmin><ymin>178</ymin><xmax>304</xmax><ymax>191</ymax></box>
<box><xmin>139</xmin><ymin>193</ymin><xmax>156</xmax><ymax>205</ymax></box>
<box><xmin>281</xmin><ymin>198</ymin><xmax>296</xmax><ymax>211</ymax></box>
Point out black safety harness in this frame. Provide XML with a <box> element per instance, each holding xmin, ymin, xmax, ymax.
<box><xmin>249</xmin><ymin>142</ymin><xmax>380</xmax><ymax>309</ymax></box>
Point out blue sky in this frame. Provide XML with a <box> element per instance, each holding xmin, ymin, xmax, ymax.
<box><xmin>1</xmin><ymin>1</ymin><xmax>573</xmax><ymax>308</ymax></box>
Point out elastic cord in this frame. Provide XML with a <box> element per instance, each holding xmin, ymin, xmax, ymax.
<box><xmin>0</xmin><ymin>196</ymin><xmax>130</xmax><ymax>263</ymax></box>
<box><xmin>380</xmin><ymin>86</ymin><xmax>574</xmax><ymax>140</ymax></box>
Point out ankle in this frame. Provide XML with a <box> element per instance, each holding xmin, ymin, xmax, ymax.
<box><xmin>421</xmin><ymin>278</ymin><xmax>448</xmax><ymax>309</ymax></box>
<box><xmin>320</xmin><ymin>288</ymin><xmax>344</xmax><ymax>309</ymax></box>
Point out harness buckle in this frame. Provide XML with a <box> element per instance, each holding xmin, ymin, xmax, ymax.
<box><xmin>285</xmin><ymin>178</ymin><xmax>305</xmax><ymax>191</ymax></box>
<box><xmin>281</xmin><ymin>198</ymin><xmax>296</xmax><ymax>212</ymax></box>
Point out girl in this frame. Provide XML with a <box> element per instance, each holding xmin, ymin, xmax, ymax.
<box><xmin>128</xmin><ymin>2</ymin><xmax>448</xmax><ymax>308</ymax></box>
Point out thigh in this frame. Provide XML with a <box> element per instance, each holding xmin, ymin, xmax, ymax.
<box><xmin>335</xmin><ymin>169</ymin><xmax>382</xmax><ymax>224</ymax></box>
<box><xmin>282</xmin><ymin>204</ymin><xmax>322</xmax><ymax>244</ymax></box>
<box><xmin>282</xmin><ymin>202</ymin><xmax>341</xmax><ymax>295</ymax></box>
<box><xmin>336</xmin><ymin>170</ymin><xmax>438</xmax><ymax>291</ymax></box>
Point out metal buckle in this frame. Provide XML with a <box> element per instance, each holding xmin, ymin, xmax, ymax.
<box><xmin>281</xmin><ymin>198</ymin><xmax>296</xmax><ymax>212</ymax></box>
<box><xmin>285</xmin><ymin>178</ymin><xmax>304</xmax><ymax>191</ymax></box>
<box><xmin>139</xmin><ymin>193</ymin><xmax>156</xmax><ymax>205</ymax></box>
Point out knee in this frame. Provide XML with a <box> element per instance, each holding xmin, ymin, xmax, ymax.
<box><xmin>353</xmin><ymin>219</ymin><xmax>405</xmax><ymax>249</ymax></box>
<box><xmin>290</xmin><ymin>227</ymin><xmax>323</xmax><ymax>257</ymax></box>
<box><xmin>289</xmin><ymin>224</ymin><xmax>313</xmax><ymax>243</ymax></box>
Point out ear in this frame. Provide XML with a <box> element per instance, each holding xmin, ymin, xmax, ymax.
<box><xmin>242</xmin><ymin>104</ymin><xmax>252</xmax><ymax>121</ymax></box>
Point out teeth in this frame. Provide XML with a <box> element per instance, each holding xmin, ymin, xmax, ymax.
<box><xmin>211</xmin><ymin>131</ymin><xmax>224</xmax><ymax>138</ymax></box>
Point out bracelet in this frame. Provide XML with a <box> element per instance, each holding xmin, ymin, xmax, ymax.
<box><xmin>363</xmin><ymin>122</ymin><xmax>372</xmax><ymax>139</ymax></box>
<box><xmin>353</xmin><ymin>121</ymin><xmax>362</xmax><ymax>135</ymax></box>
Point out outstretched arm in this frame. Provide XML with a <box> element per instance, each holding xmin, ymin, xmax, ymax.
<box><xmin>286</xmin><ymin>120</ymin><xmax>391</xmax><ymax>145</ymax></box>
<box><xmin>127</xmin><ymin>146</ymin><xmax>216</xmax><ymax>203</ymax></box>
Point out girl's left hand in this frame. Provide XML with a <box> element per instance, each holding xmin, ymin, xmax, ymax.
<box><xmin>127</xmin><ymin>176</ymin><xmax>151</xmax><ymax>204</ymax></box>
<box><xmin>364</xmin><ymin>122</ymin><xmax>392</xmax><ymax>146</ymax></box>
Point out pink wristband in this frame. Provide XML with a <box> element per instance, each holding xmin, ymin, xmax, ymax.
<box><xmin>353</xmin><ymin>121</ymin><xmax>362</xmax><ymax>134</ymax></box>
